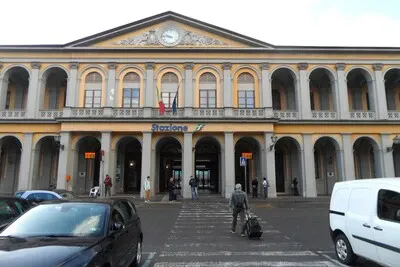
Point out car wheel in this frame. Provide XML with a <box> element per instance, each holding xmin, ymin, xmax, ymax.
<box><xmin>132</xmin><ymin>240</ymin><xmax>142</xmax><ymax>267</ymax></box>
<box><xmin>335</xmin><ymin>234</ymin><xmax>357</xmax><ymax>265</ymax></box>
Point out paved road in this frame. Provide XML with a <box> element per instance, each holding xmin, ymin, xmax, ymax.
<box><xmin>135</xmin><ymin>195</ymin><xmax>380</xmax><ymax>267</ymax></box>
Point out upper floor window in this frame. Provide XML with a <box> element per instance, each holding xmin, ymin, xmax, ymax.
<box><xmin>238</xmin><ymin>73</ymin><xmax>255</xmax><ymax>108</ymax></box>
<box><xmin>199</xmin><ymin>73</ymin><xmax>217</xmax><ymax>108</ymax></box>
<box><xmin>123</xmin><ymin>72</ymin><xmax>140</xmax><ymax>108</ymax></box>
<box><xmin>161</xmin><ymin>72</ymin><xmax>179</xmax><ymax>108</ymax></box>
<box><xmin>84</xmin><ymin>72</ymin><xmax>102</xmax><ymax>108</ymax></box>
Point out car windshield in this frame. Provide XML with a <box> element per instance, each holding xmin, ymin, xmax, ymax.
<box><xmin>0</xmin><ymin>203</ymin><xmax>107</xmax><ymax>238</ymax></box>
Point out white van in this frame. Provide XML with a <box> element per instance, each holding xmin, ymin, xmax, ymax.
<box><xmin>329</xmin><ymin>178</ymin><xmax>400</xmax><ymax>266</ymax></box>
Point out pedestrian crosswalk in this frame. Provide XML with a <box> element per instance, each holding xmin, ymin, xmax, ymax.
<box><xmin>148</xmin><ymin>200</ymin><xmax>343</xmax><ymax>267</ymax></box>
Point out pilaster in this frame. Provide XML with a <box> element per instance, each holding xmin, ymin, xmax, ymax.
<box><xmin>184</xmin><ymin>62</ymin><xmax>194</xmax><ymax>117</ymax></box>
<box><xmin>183</xmin><ymin>132</ymin><xmax>193</xmax><ymax>198</ymax></box>
<box><xmin>56</xmin><ymin>132</ymin><xmax>72</xmax><ymax>190</ymax></box>
<box><xmin>263</xmin><ymin>132</ymin><xmax>277</xmax><ymax>197</ymax></box>
<box><xmin>222</xmin><ymin>63</ymin><xmax>232</xmax><ymax>117</ymax></box>
<box><xmin>0</xmin><ymin>77</ymin><xmax>8</xmax><ymax>110</ymax></box>
<box><xmin>342</xmin><ymin>134</ymin><xmax>355</xmax><ymax>180</ymax></box>
<box><xmin>260</xmin><ymin>63</ymin><xmax>273</xmax><ymax>118</ymax></box>
<box><xmin>101</xmin><ymin>132</ymin><xmax>112</xmax><ymax>196</ymax></box>
<box><xmin>27</xmin><ymin>62</ymin><xmax>41</xmax><ymax>118</ymax></box>
<box><xmin>373</xmin><ymin>64</ymin><xmax>388</xmax><ymax>120</ymax></box>
<box><xmin>18</xmin><ymin>133</ymin><xmax>34</xmax><ymax>190</ymax></box>
<box><xmin>144</xmin><ymin>63</ymin><xmax>155</xmax><ymax>118</ymax></box>
<box><xmin>336</xmin><ymin>63</ymin><xmax>350</xmax><ymax>120</ymax></box>
<box><xmin>66</xmin><ymin>62</ymin><xmax>79</xmax><ymax>107</ymax></box>
<box><xmin>106</xmin><ymin>62</ymin><xmax>117</xmax><ymax>107</ymax></box>
<box><xmin>140</xmin><ymin>132</ymin><xmax>152</xmax><ymax>198</ymax></box>
<box><xmin>301</xmin><ymin>134</ymin><xmax>316</xmax><ymax>197</ymax></box>
<box><xmin>297</xmin><ymin>63</ymin><xmax>312</xmax><ymax>119</ymax></box>
<box><xmin>224</xmin><ymin>132</ymin><xmax>235</xmax><ymax>198</ymax></box>
<box><xmin>380</xmin><ymin>134</ymin><xmax>395</xmax><ymax>177</ymax></box>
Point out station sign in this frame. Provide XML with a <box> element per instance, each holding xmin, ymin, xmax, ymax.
<box><xmin>242</xmin><ymin>152</ymin><xmax>253</xmax><ymax>159</ymax></box>
<box><xmin>151</xmin><ymin>123</ymin><xmax>205</xmax><ymax>132</ymax></box>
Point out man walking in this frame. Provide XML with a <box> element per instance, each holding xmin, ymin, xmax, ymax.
<box><xmin>229</xmin><ymin>183</ymin><xmax>249</xmax><ymax>237</ymax></box>
<box><xmin>144</xmin><ymin>176</ymin><xmax>151</xmax><ymax>202</ymax></box>
<box><xmin>104</xmin><ymin>174</ymin><xmax>112</xmax><ymax>197</ymax></box>
<box><xmin>251</xmin><ymin>178</ymin><xmax>259</xmax><ymax>198</ymax></box>
<box><xmin>262</xmin><ymin>177</ymin><xmax>269</xmax><ymax>199</ymax></box>
<box><xmin>189</xmin><ymin>175</ymin><xmax>198</xmax><ymax>200</ymax></box>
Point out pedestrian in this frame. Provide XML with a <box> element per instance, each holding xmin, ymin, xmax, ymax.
<box><xmin>292</xmin><ymin>177</ymin><xmax>299</xmax><ymax>196</ymax></box>
<box><xmin>144</xmin><ymin>176</ymin><xmax>151</xmax><ymax>202</ymax></box>
<box><xmin>229</xmin><ymin>183</ymin><xmax>249</xmax><ymax>237</ymax></box>
<box><xmin>104</xmin><ymin>174</ymin><xmax>112</xmax><ymax>197</ymax></box>
<box><xmin>262</xmin><ymin>177</ymin><xmax>269</xmax><ymax>199</ymax></box>
<box><xmin>168</xmin><ymin>177</ymin><xmax>175</xmax><ymax>201</ymax></box>
<box><xmin>251</xmin><ymin>177</ymin><xmax>259</xmax><ymax>198</ymax></box>
<box><xmin>189</xmin><ymin>175</ymin><xmax>199</xmax><ymax>200</ymax></box>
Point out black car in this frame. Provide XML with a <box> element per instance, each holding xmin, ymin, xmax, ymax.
<box><xmin>0</xmin><ymin>196</ymin><xmax>35</xmax><ymax>231</ymax></box>
<box><xmin>0</xmin><ymin>198</ymin><xmax>143</xmax><ymax>267</ymax></box>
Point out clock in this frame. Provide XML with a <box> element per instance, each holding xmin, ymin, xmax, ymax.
<box><xmin>160</xmin><ymin>27</ymin><xmax>180</xmax><ymax>46</ymax></box>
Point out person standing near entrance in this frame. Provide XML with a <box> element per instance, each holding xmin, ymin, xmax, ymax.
<box><xmin>252</xmin><ymin>178</ymin><xmax>259</xmax><ymax>198</ymax></box>
<box><xmin>144</xmin><ymin>176</ymin><xmax>151</xmax><ymax>202</ymax></box>
<box><xmin>168</xmin><ymin>177</ymin><xmax>175</xmax><ymax>201</ymax></box>
<box><xmin>262</xmin><ymin>177</ymin><xmax>269</xmax><ymax>199</ymax></box>
<box><xmin>229</xmin><ymin>183</ymin><xmax>249</xmax><ymax>237</ymax></box>
<box><xmin>292</xmin><ymin>177</ymin><xmax>299</xmax><ymax>196</ymax></box>
<box><xmin>189</xmin><ymin>176</ymin><xmax>199</xmax><ymax>200</ymax></box>
<box><xmin>104</xmin><ymin>174</ymin><xmax>112</xmax><ymax>197</ymax></box>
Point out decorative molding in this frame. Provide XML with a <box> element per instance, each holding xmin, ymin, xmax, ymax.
<box><xmin>297</xmin><ymin>62</ymin><xmax>308</xmax><ymax>71</ymax></box>
<box><xmin>184</xmin><ymin>62</ymin><xmax>194</xmax><ymax>70</ymax></box>
<box><xmin>336</xmin><ymin>63</ymin><xmax>346</xmax><ymax>71</ymax></box>
<box><xmin>112</xmin><ymin>28</ymin><xmax>227</xmax><ymax>46</ymax></box>
<box><xmin>145</xmin><ymin>62</ymin><xmax>155</xmax><ymax>70</ymax></box>
<box><xmin>260</xmin><ymin>63</ymin><xmax>270</xmax><ymax>70</ymax></box>
<box><xmin>372</xmin><ymin>63</ymin><xmax>383</xmax><ymax>71</ymax></box>
<box><xmin>222</xmin><ymin>62</ymin><xmax>232</xmax><ymax>70</ymax></box>
<box><xmin>31</xmin><ymin>62</ymin><xmax>41</xmax><ymax>69</ymax></box>
<box><xmin>108</xmin><ymin>62</ymin><xmax>118</xmax><ymax>69</ymax></box>
<box><xmin>69</xmin><ymin>62</ymin><xmax>79</xmax><ymax>69</ymax></box>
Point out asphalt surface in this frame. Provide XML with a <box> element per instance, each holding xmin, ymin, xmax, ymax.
<box><xmin>134</xmin><ymin>194</ymin><xmax>381</xmax><ymax>267</ymax></box>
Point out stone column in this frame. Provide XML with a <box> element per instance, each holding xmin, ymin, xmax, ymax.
<box><xmin>224</xmin><ymin>132</ymin><xmax>235</xmax><ymax>198</ymax></box>
<box><xmin>373</xmin><ymin>64</ymin><xmax>388</xmax><ymax>120</ymax></box>
<box><xmin>260</xmin><ymin>63</ymin><xmax>273</xmax><ymax>118</ymax></box>
<box><xmin>263</xmin><ymin>132</ymin><xmax>277</xmax><ymax>197</ymax></box>
<box><xmin>56</xmin><ymin>132</ymin><xmax>72</xmax><ymax>190</ymax></box>
<box><xmin>0</xmin><ymin>76</ymin><xmax>8</xmax><ymax>110</ymax></box>
<box><xmin>27</xmin><ymin>62</ymin><xmax>41</xmax><ymax>118</ymax></box>
<box><xmin>101</xmin><ymin>132</ymin><xmax>112</xmax><ymax>196</ymax></box>
<box><xmin>298</xmin><ymin>63</ymin><xmax>312</xmax><ymax>120</ymax></box>
<box><xmin>301</xmin><ymin>134</ymin><xmax>317</xmax><ymax>197</ymax></box>
<box><xmin>336</xmin><ymin>63</ymin><xmax>350</xmax><ymax>120</ymax></box>
<box><xmin>106</xmin><ymin>62</ymin><xmax>117</xmax><ymax>107</ymax></box>
<box><xmin>222</xmin><ymin>63</ymin><xmax>233</xmax><ymax>117</ymax></box>
<box><xmin>144</xmin><ymin>62</ymin><xmax>155</xmax><ymax>118</ymax></box>
<box><xmin>380</xmin><ymin>134</ymin><xmax>395</xmax><ymax>177</ymax></box>
<box><xmin>66</xmin><ymin>62</ymin><xmax>79</xmax><ymax>107</ymax></box>
<box><xmin>342</xmin><ymin>134</ymin><xmax>355</xmax><ymax>180</ymax></box>
<box><xmin>18</xmin><ymin>133</ymin><xmax>34</xmax><ymax>190</ymax></box>
<box><xmin>184</xmin><ymin>62</ymin><xmax>194</xmax><ymax>117</ymax></box>
<box><xmin>140</xmin><ymin>132</ymin><xmax>152</xmax><ymax>198</ymax></box>
<box><xmin>183</xmin><ymin>132</ymin><xmax>193</xmax><ymax>198</ymax></box>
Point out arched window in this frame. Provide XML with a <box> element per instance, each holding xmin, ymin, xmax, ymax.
<box><xmin>84</xmin><ymin>72</ymin><xmax>102</xmax><ymax>108</ymax></box>
<box><xmin>199</xmin><ymin>73</ymin><xmax>216</xmax><ymax>108</ymax></box>
<box><xmin>123</xmin><ymin>72</ymin><xmax>140</xmax><ymax>108</ymax></box>
<box><xmin>237</xmin><ymin>73</ymin><xmax>255</xmax><ymax>108</ymax></box>
<box><xmin>161</xmin><ymin>72</ymin><xmax>179</xmax><ymax>108</ymax></box>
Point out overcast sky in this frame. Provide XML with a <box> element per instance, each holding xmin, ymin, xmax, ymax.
<box><xmin>1</xmin><ymin>0</ymin><xmax>399</xmax><ymax>47</ymax></box>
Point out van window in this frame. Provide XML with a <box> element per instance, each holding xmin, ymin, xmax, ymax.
<box><xmin>377</xmin><ymin>189</ymin><xmax>400</xmax><ymax>223</ymax></box>
<box><xmin>348</xmin><ymin>188</ymin><xmax>373</xmax><ymax>217</ymax></box>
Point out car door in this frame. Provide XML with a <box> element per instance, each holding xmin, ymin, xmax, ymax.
<box><xmin>373</xmin><ymin>187</ymin><xmax>400</xmax><ymax>267</ymax></box>
<box><xmin>107</xmin><ymin>207</ymin><xmax>128</xmax><ymax>267</ymax></box>
<box><xmin>346</xmin><ymin>187</ymin><xmax>379</xmax><ymax>261</ymax></box>
<box><xmin>0</xmin><ymin>200</ymin><xmax>18</xmax><ymax>229</ymax></box>
<box><xmin>116</xmin><ymin>200</ymin><xmax>137</xmax><ymax>263</ymax></box>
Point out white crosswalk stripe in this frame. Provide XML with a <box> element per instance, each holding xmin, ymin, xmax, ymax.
<box><xmin>151</xmin><ymin>200</ymin><xmax>341</xmax><ymax>266</ymax></box>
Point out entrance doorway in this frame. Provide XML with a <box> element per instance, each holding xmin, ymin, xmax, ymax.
<box><xmin>116</xmin><ymin>137</ymin><xmax>142</xmax><ymax>193</ymax></box>
<box><xmin>157</xmin><ymin>137</ymin><xmax>182</xmax><ymax>193</ymax></box>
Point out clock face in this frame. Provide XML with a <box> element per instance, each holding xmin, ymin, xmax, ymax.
<box><xmin>161</xmin><ymin>28</ymin><xmax>180</xmax><ymax>45</ymax></box>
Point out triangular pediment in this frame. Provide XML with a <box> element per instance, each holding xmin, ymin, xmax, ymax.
<box><xmin>65</xmin><ymin>11</ymin><xmax>274</xmax><ymax>49</ymax></box>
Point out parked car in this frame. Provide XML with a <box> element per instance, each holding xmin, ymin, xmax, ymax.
<box><xmin>329</xmin><ymin>178</ymin><xmax>400</xmax><ymax>267</ymax></box>
<box><xmin>15</xmin><ymin>189</ymin><xmax>78</xmax><ymax>203</ymax></box>
<box><xmin>0</xmin><ymin>196</ymin><xmax>36</xmax><ymax>231</ymax></box>
<box><xmin>0</xmin><ymin>198</ymin><xmax>143</xmax><ymax>267</ymax></box>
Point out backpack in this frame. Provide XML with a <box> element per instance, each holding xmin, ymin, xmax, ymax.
<box><xmin>233</xmin><ymin>191</ymin><xmax>246</xmax><ymax>209</ymax></box>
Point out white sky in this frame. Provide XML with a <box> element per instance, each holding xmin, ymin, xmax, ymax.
<box><xmin>1</xmin><ymin>0</ymin><xmax>400</xmax><ymax>47</ymax></box>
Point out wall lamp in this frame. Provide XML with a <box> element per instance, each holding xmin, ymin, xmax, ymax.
<box><xmin>54</xmin><ymin>135</ymin><xmax>64</xmax><ymax>150</ymax></box>
<box><xmin>387</xmin><ymin>135</ymin><xmax>400</xmax><ymax>152</ymax></box>
<box><xmin>269</xmin><ymin>134</ymin><xmax>278</xmax><ymax>151</ymax></box>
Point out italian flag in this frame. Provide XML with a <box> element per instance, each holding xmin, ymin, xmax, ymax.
<box><xmin>156</xmin><ymin>86</ymin><xmax>166</xmax><ymax>115</ymax></box>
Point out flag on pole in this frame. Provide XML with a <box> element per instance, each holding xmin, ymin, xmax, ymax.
<box><xmin>172</xmin><ymin>80</ymin><xmax>182</xmax><ymax>114</ymax></box>
<box><xmin>156</xmin><ymin>86</ymin><xmax>165</xmax><ymax>115</ymax></box>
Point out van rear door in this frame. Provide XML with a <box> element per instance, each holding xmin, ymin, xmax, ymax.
<box><xmin>373</xmin><ymin>187</ymin><xmax>400</xmax><ymax>267</ymax></box>
<box><xmin>346</xmin><ymin>187</ymin><xmax>378</xmax><ymax>260</ymax></box>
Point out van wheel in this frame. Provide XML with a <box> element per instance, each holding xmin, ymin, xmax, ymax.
<box><xmin>335</xmin><ymin>234</ymin><xmax>357</xmax><ymax>265</ymax></box>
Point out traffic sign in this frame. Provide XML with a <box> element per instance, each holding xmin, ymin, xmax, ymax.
<box><xmin>240</xmin><ymin>157</ymin><xmax>247</xmax><ymax>167</ymax></box>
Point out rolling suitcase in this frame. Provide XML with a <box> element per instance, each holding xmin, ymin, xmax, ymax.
<box><xmin>245</xmin><ymin>213</ymin><xmax>263</xmax><ymax>239</ymax></box>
